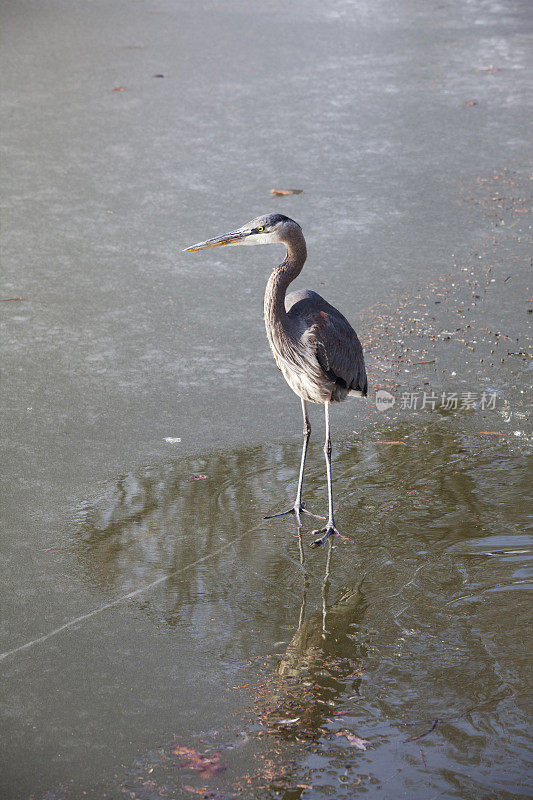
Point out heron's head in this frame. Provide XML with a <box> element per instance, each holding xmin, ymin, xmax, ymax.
<box><xmin>183</xmin><ymin>213</ymin><xmax>300</xmax><ymax>252</ymax></box>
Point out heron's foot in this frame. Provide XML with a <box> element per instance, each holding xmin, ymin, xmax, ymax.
<box><xmin>310</xmin><ymin>523</ymin><xmax>345</xmax><ymax>548</ymax></box>
<box><xmin>264</xmin><ymin>503</ymin><xmax>326</xmax><ymax>528</ymax></box>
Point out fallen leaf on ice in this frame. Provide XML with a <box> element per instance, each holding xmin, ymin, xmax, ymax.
<box><xmin>335</xmin><ymin>730</ymin><xmax>371</xmax><ymax>750</ymax></box>
<box><xmin>270</xmin><ymin>188</ymin><xmax>304</xmax><ymax>196</ymax></box>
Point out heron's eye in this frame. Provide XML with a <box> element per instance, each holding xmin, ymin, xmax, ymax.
<box><xmin>257</xmin><ymin>226</ymin><xmax>264</xmax><ymax>232</ymax></box>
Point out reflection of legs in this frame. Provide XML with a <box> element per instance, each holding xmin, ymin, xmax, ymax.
<box><xmin>312</xmin><ymin>402</ymin><xmax>341</xmax><ymax>547</ymax></box>
<box><xmin>321</xmin><ymin>539</ymin><xmax>333</xmax><ymax>634</ymax></box>
<box><xmin>297</xmin><ymin>532</ymin><xmax>309</xmax><ymax>629</ymax></box>
<box><xmin>265</xmin><ymin>398</ymin><xmax>325</xmax><ymax>527</ymax></box>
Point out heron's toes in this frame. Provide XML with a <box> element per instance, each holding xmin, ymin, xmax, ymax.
<box><xmin>264</xmin><ymin>506</ymin><xmax>302</xmax><ymax>525</ymax></box>
<box><xmin>300</xmin><ymin>505</ymin><xmax>327</xmax><ymax>521</ymax></box>
<box><xmin>264</xmin><ymin>503</ymin><xmax>324</xmax><ymax>527</ymax></box>
<box><xmin>310</xmin><ymin>524</ymin><xmax>340</xmax><ymax>548</ymax></box>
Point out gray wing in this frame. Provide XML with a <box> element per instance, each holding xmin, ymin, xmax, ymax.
<box><xmin>286</xmin><ymin>290</ymin><xmax>367</xmax><ymax>401</ymax></box>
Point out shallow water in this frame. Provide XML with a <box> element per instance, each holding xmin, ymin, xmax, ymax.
<box><xmin>1</xmin><ymin>0</ymin><xmax>532</xmax><ymax>798</ymax></box>
<box><xmin>3</xmin><ymin>420</ymin><xmax>531</xmax><ymax>798</ymax></box>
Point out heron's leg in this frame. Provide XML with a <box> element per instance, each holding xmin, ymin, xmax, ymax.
<box><xmin>311</xmin><ymin>402</ymin><xmax>342</xmax><ymax>547</ymax></box>
<box><xmin>295</xmin><ymin>398</ymin><xmax>311</xmax><ymax>509</ymax></box>
<box><xmin>265</xmin><ymin>398</ymin><xmax>325</xmax><ymax>526</ymax></box>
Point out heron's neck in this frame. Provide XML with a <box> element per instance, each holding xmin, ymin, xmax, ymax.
<box><xmin>264</xmin><ymin>230</ymin><xmax>307</xmax><ymax>331</ymax></box>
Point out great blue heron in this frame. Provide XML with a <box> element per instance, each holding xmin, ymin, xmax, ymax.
<box><xmin>184</xmin><ymin>213</ymin><xmax>367</xmax><ymax>546</ymax></box>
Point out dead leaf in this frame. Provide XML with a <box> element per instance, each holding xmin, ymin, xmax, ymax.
<box><xmin>173</xmin><ymin>745</ymin><xmax>197</xmax><ymax>757</ymax></box>
<box><xmin>374</xmin><ymin>440</ymin><xmax>410</xmax><ymax>445</ymax></box>
<box><xmin>172</xmin><ymin>745</ymin><xmax>227</xmax><ymax>778</ymax></box>
<box><xmin>270</xmin><ymin>188</ymin><xmax>304</xmax><ymax>196</ymax></box>
<box><xmin>112</xmin><ymin>86</ymin><xmax>126</xmax><ymax>92</ymax></box>
<box><xmin>479</xmin><ymin>431</ymin><xmax>504</xmax><ymax>435</ymax></box>
<box><xmin>335</xmin><ymin>730</ymin><xmax>371</xmax><ymax>750</ymax></box>
<box><xmin>403</xmin><ymin>718</ymin><xmax>439</xmax><ymax>742</ymax></box>
<box><xmin>462</xmin><ymin>100</ymin><xmax>477</xmax><ymax>107</ymax></box>
<box><xmin>1</xmin><ymin>297</ymin><xmax>24</xmax><ymax>302</ymax></box>
<box><xmin>183</xmin><ymin>786</ymin><xmax>215</xmax><ymax>797</ymax></box>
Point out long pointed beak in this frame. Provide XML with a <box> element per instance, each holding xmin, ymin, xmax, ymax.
<box><xmin>183</xmin><ymin>229</ymin><xmax>249</xmax><ymax>252</ymax></box>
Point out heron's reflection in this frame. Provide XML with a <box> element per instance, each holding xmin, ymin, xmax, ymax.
<box><xmin>73</xmin><ymin>422</ymin><xmax>491</xmax><ymax>722</ymax></box>
<box><xmin>255</xmin><ymin>539</ymin><xmax>368</xmax><ymax>742</ymax></box>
